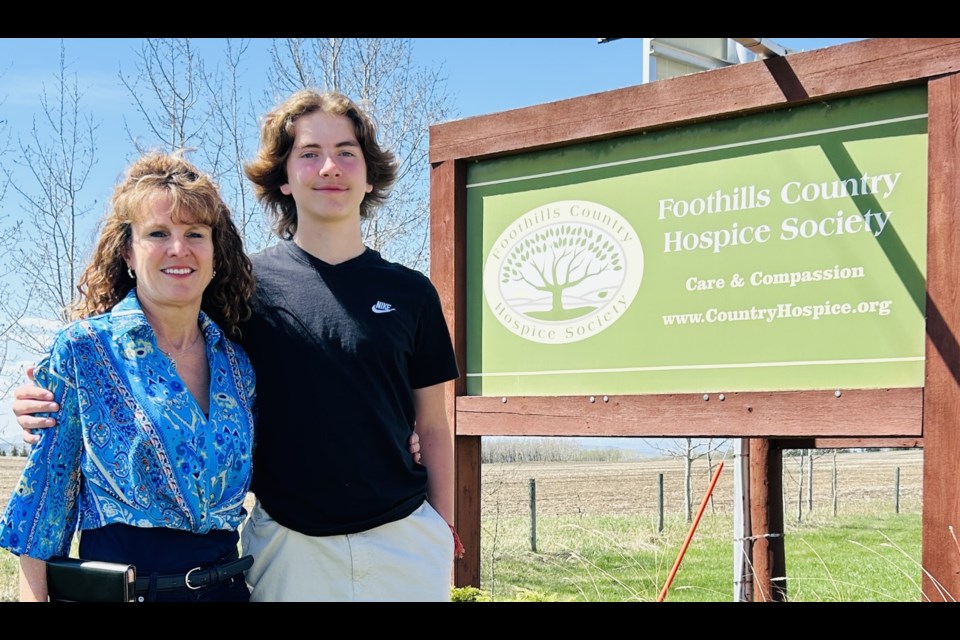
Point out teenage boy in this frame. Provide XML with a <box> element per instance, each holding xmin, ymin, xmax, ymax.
<box><xmin>13</xmin><ymin>90</ymin><xmax>460</xmax><ymax>602</ymax></box>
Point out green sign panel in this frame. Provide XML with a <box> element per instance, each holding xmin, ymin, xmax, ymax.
<box><xmin>467</xmin><ymin>87</ymin><xmax>928</xmax><ymax>396</ymax></box>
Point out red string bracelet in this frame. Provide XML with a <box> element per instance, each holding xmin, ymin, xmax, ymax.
<box><xmin>448</xmin><ymin>523</ymin><xmax>465</xmax><ymax>559</ymax></box>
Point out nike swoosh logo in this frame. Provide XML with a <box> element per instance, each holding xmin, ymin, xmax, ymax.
<box><xmin>372</xmin><ymin>301</ymin><xmax>396</xmax><ymax>314</ymax></box>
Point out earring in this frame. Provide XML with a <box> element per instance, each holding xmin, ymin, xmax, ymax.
<box><xmin>127</xmin><ymin>267</ymin><xmax>136</xmax><ymax>280</ymax></box>
<box><xmin>212</xmin><ymin>269</ymin><xmax>217</xmax><ymax>278</ymax></box>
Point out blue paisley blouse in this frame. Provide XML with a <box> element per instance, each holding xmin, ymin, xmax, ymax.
<box><xmin>0</xmin><ymin>290</ymin><xmax>255</xmax><ymax>560</ymax></box>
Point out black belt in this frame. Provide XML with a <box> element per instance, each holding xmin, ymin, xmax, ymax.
<box><xmin>134</xmin><ymin>555</ymin><xmax>253</xmax><ymax>593</ymax></box>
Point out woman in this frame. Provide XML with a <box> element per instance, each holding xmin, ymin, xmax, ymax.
<box><xmin>0</xmin><ymin>153</ymin><xmax>257</xmax><ymax>602</ymax></box>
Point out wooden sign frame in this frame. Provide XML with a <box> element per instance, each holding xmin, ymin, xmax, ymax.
<box><xmin>429</xmin><ymin>38</ymin><xmax>960</xmax><ymax>600</ymax></box>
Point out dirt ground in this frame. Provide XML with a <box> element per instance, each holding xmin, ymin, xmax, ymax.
<box><xmin>0</xmin><ymin>448</ymin><xmax>924</xmax><ymax>521</ymax></box>
<box><xmin>479</xmin><ymin>448</ymin><xmax>923</xmax><ymax>519</ymax></box>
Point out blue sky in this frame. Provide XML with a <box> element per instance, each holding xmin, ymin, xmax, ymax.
<box><xmin>1</xmin><ymin>38</ymin><xmax>860</xmax><ymax>114</ymax></box>
<box><xmin>0</xmin><ymin>37</ymin><xmax>862</xmax><ymax>449</ymax></box>
<box><xmin>0</xmin><ymin>37</ymin><xmax>861</xmax><ymax>224</ymax></box>
<box><xmin>417</xmin><ymin>38</ymin><xmax>862</xmax><ymax>116</ymax></box>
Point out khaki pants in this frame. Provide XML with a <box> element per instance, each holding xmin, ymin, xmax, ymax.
<box><xmin>240</xmin><ymin>499</ymin><xmax>453</xmax><ymax>602</ymax></box>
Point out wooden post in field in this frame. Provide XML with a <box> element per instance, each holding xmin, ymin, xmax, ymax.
<box><xmin>796</xmin><ymin>451</ymin><xmax>804</xmax><ymax>524</ymax></box>
<box><xmin>529</xmin><ymin>478</ymin><xmax>537</xmax><ymax>553</ymax></box>
<box><xmin>657</xmin><ymin>473</ymin><xmax>664</xmax><ymax>533</ymax></box>
<box><xmin>832</xmin><ymin>452</ymin><xmax>838</xmax><ymax>517</ymax></box>
<box><xmin>923</xmin><ymin>70</ymin><xmax>960</xmax><ymax>600</ymax></box>
<box><xmin>894</xmin><ymin>467</ymin><xmax>901</xmax><ymax>514</ymax></box>
<box><xmin>749</xmin><ymin>438</ymin><xmax>786</xmax><ymax>602</ymax></box>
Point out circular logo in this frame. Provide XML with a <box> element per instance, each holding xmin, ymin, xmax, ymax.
<box><xmin>483</xmin><ymin>200</ymin><xmax>643</xmax><ymax>344</ymax></box>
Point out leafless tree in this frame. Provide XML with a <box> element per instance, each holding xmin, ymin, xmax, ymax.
<box><xmin>2</xmin><ymin>41</ymin><xmax>98</xmax><ymax>356</ymax></box>
<box><xmin>785</xmin><ymin>447</ymin><xmax>830</xmax><ymax>522</ymax></box>
<box><xmin>119</xmin><ymin>38</ymin><xmax>209</xmax><ymax>156</ymax></box>
<box><xmin>646</xmin><ymin>437</ymin><xmax>731</xmax><ymax>522</ymax></box>
<box><xmin>267</xmin><ymin>38</ymin><xmax>455</xmax><ymax>271</ymax></box>
<box><xmin>0</xmin><ymin>216</ymin><xmax>22</xmax><ymax>351</ymax></box>
<box><xmin>119</xmin><ymin>38</ymin><xmax>272</xmax><ymax>252</ymax></box>
<box><xmin>0</xmin><ymin>200</ymin><xmax>22</xmax><ymax>399</ymax></box>
<box><xmin>0</xmin><ymin>71</ymin><xmax>21</xmax><ymax>399</ymax></box>
<box><xmin>202</xmin><ymin>39</ymin><xmax>270</xmax><ymax>251</ymax></box>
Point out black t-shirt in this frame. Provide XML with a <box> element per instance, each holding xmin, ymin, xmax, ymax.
<box><xmin>240</xmin><ymin>242</ymin><xmax>459</xmax><ymax>536</ymax></box>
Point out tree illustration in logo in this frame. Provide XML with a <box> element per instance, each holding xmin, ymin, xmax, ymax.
<box><xmin>500</xmin><ymin>223</ymin><xmax>624</xmax><ymax>321</ymax></box>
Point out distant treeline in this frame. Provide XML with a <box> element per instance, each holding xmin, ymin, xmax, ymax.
<box><xmin>482</xmin><ymin>437</ymin><xmax>631</xmax><ymax>464</ymax></box>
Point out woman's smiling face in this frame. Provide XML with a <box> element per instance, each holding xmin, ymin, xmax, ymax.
<box><xmin>123</xmin><ymin>191</ymin><xmax>214</xmax><ymax>315</ymax></box>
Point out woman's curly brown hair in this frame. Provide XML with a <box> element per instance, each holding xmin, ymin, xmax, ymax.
<box><xmin>71</xmin><ymin>152</ymin><xmax>255</xmax><ymax>338</ymax></box>
<box><xmin>244</xmin><ymin>90</ymin><xmax>398</xmax><ymax>240</ymax></box>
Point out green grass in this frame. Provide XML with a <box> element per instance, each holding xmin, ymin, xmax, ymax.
<box><xmin>783</xmin><ymin>513</ymin><xmax>925</xmax><ymax>602</ymax></box>
<box><xmin>0</xmin><ymin>547</ymin><xmax>17</xmax><ymax>602</ymax></box>
<box><xmin>476</xmin><ymin>510</ymin><xmax>925</xmax><ymax>602</ymax></box>
<box><xmin>0</xmin><ymin>510</ymin><xmax>925</xmax><ymax>602</ymax></box>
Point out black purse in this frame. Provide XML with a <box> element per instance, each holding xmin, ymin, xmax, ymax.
<box><xmin>46</xmin><ymin>557</ymin><xmax>137</xmax><ymax>602</ymax></box>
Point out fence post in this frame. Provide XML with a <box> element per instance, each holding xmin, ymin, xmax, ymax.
<box><xmin>894</xmin><ymin>467</ymin><xmax>900</xmax><ymax>514</ymax></box>
<box><xmin>832</xmin><ymin>451</ymin><xmax>838</xmax><ymax>517</ymax></box>
<box><xmin>529</xmin><ymin>478</ymin><xmax>537</xmax><ymax>552</ymax></box>
<box><xmin>657</xmin><ymin>473</ymin><xmax>664</xmax><ymax>533</ymax></box>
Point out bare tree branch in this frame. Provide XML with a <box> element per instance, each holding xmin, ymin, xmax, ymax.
<box><xmin>643</xmin><ymin>437</ymin><xmax>731</xmax><ymax>522</ymax></box>
<box><xmin>121</xmin><ymin>38</ymin><xmax>272</xmax><ymax>253</ymax></box>
<box><xmin>0</xmin><ymin>41</ymin><xmax>97</xmax><ymax>380</ymax></box>
<box><xmin>0</xmin><ymin>69</ymin><xmax>25</xmax><ymax>398</ymax></box>
<box><xmin>119</xmin><ymin>38</ymin><xmax>210</xmax><ymax>155</ymax></box>
<box><xmin>201</xmin><ymin>38</ymin><xmax>270</xmax><ymax>252</ymax></box>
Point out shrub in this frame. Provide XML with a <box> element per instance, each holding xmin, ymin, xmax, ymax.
<box><xmin>450</xmin><ymin>586</ymin><xmax>490</xmax><ymax>602</ymax></box>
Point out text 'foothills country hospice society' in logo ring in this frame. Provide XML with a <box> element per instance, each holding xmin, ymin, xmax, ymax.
<box><xmin>483</xmin><ymin>200</ymin><xmax>644</xmax><ymax>344</ymax></box>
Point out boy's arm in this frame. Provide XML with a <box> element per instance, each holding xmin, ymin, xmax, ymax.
<box><xmin>412</xmin><ymin>382</ymin><xmax>454</xmax><ymax>526</ymax></box>
<box><xmin>13</xmin><ymin>367</ymin><xmax>60</xmax><ymax>445</ymax></box>
<box><xmin>10</xmin><ymin>367</ymin><xmax>426</xmax><ymax>456</ymax></box>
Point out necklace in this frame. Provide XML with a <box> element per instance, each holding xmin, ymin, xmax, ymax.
<box><xmin>159</xmin><ymin>331</ymin><xmax>203</xmax><ymax>370</ymax></box>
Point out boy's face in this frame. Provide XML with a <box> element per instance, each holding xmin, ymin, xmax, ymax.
<box><xmin>281</xmin><ymin>110</ymin><xmax>373</xmax><ymax>227</ymax></box>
